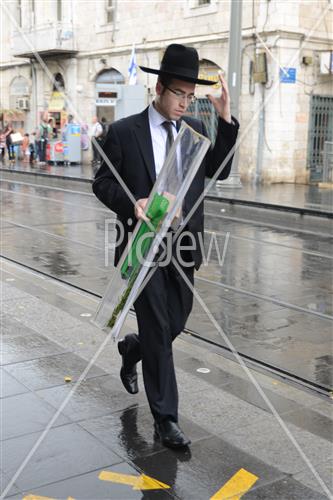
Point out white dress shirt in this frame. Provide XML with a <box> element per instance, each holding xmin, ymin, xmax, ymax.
<box><xmin>148</xmin><ymin>103</ymin><xmax>178</xmax><ymax>177</ymax></box>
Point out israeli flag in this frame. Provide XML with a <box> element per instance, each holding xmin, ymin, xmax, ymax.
<box><xmin>128</xmin><ymin>44</ymin><xmax>137</xmax><ymax>85</ymax></box>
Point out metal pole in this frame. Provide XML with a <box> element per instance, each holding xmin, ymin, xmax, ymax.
<box><xmin>218</xmin><ymin>0</ymin><xmax>243</xmax><ymax>188</ymax></box>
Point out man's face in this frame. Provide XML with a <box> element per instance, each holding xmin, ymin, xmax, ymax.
<box><xmin>155</xmin><ymin>78</ymin><xmax>196</xmax><ymax>120</ymax></box>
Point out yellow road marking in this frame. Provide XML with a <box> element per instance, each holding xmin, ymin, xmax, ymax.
<box><xmin>98</xmin><ymin>471</ymin><xmax>170</xmax><ymax>490</ymax></box>
<box><xmin>210</xmin><ymin>468</ymin><xmax>259</xmax><ymax>500</ymax></box>
<box><xmin>23</xmin><ymin>496</ymin><xmax>75</xmax><ymax>500</ymax></box>
<box><xmin>23</xmin><ymin>496</ymin><xmax>57</xmax><ymax>500</ymax></box>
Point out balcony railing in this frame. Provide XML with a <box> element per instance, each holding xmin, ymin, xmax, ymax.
<box><xmin>11</xmin><ymin>22</ymin><xmax>77</xmax><ymax>58</ymax></box>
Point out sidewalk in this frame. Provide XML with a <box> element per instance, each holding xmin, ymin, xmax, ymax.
<box><xmin>1</xmin><ymin>161</ymin><xmax>332</xmax><ymax>215</ymax></box>
<box><xmin>1</xmin><ymin>258</ymin><xmax>332</xmax><ymax>499</ymax></box>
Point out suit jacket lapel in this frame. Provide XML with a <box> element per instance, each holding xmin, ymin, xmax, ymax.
<box><xmin>133</xmin><ymin>107</ymin><xmax>156</xmax><ymax>185</ymax></box>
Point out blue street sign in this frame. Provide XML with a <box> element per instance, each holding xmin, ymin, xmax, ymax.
<box><xmin>279</xmin><ymin>67</ymin><xmax>296</xmax><ymax>83</ymax></box>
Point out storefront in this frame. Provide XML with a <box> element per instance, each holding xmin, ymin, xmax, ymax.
<box><xmin>48</xmin><ymin>90</ymin><xmax>67</xmax><ymax>137</ymax></box>
<box><xmin>95</xmin><ymin>68</ymin><xmax>145</xmax><ymax>123</ymax></box>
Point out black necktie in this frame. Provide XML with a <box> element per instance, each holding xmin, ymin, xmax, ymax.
<box><xmin>162</xmin><ymin>121</ymin><xmax>174</xmax><ymax>159</ymax></box>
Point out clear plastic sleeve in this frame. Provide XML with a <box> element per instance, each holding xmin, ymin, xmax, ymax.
<box><xmin>92</xmin><ymin>121</ymin><xmax>211</xmax><ymax>339</ymax></box>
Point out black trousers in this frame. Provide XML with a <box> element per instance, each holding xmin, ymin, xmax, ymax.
<box><xmin>130</xmin><ymin>260</ymin><xmax>194</xmax><ymax>423</ymax></box>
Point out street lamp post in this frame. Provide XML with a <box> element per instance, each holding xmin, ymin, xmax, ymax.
<box><xmin>217</xmin><ymin>0</ymin><xmax>243</xmax><ymax>188</ymax></box>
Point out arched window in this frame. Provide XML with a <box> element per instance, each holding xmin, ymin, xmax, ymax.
<box><xmin>53</xmin><ymin>73</ymin><xmax>65</xmax><ymax>91</ymax></box>
<box><xmin>96</xmin><ymin>68</ymin><xmax>125</xmax><ymax>84</ymax></box>
<box><xmin>10</xmin><ymin>76</ymin><xmax>29</xmax><ymax>96</ymax></box>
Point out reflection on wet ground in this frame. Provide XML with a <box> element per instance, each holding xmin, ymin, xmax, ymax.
<box><xmin>2</xmin><ymin>162</ymin><xmax>333</xmax><ymax>212</ymax></box>
<box><xmin>1</xmin><ymin>180</ymin><xmax>332</xmax><ymax>389</ymax></box>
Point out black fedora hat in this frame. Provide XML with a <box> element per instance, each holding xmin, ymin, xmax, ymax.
<box><xmin>139</xmin><ymin>44</ymin><xmax>216</xmax><ymax>86</ymax></box>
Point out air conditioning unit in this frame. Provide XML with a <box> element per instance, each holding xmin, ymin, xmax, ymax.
<box><xmin>16</xmin><ymin>97</ymin><xmax>30</xmax><ymax>110</ymax></box>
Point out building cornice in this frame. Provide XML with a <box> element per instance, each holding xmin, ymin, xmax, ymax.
<box><xmin>75</xmin><ymin>30</ymin><xmax>333</xmax><ymax>59</ymax></box>
<box><xmin>1</xmin><ymin>29</ymin><xmax>332</xmax><ymax>69</ymax></box>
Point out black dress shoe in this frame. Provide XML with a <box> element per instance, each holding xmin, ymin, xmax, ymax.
<box><xmin>118</xmin><ymin>337</ymin><xmax>138</xmax><ymax>394</ymax></box>
<box><xmin>154</xmin><ymin>420</ymin><xmax>191</xmax><ymax>449</ymax></box>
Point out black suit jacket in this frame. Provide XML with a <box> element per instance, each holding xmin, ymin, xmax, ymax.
<box><xmin>93</xmin><ymin>106</ymin><xmax>239</xmax><ymax>269</ymax></box>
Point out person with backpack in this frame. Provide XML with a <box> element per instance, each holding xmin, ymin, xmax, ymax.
<box><xmin>38</xmin><ymin>115</ymin><xmax>52</xmax><ymax>165</ymax></box>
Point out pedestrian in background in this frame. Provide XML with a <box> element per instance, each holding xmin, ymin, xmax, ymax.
<box><xmin>101</xmin><ymin>116</ymin><xmax>108</xmax><ymax>138</ymax></box>
<box><xmin>90</xmin><ymin>116</ymin><xmax>103</xmax><ymax>168</ymax></box>
<box><xmin>80</xmin><ymin>123</ymin><xmax>89</xmax><ymax>151</ymax></box>
<box><xmin>0</xmin><ymin>130</ymin><xmax>6</xmax><ymax>162</ymax></box>
<box><xmin>21</xmin><ymin>133</ymin><xmax>30</xmax><ymax>163</ymax></box>
<box><xmin>29</xmin><ymin>134</ymin><xmax>36</xmax><ymax>165</ymax></box>
<box><xmin>37</xmin><ymin>115</ymin><xmax>51</xmax><ymax>165</ymax></box>
<box><xmin>4</xmin><ymin>123</ymin><xmax>15</xmax><ymax>164</ymax></box>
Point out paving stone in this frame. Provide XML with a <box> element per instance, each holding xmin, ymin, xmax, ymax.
<box><xmin>177</xmin><ymin>369</ymin><xmax>214</xmax><ymax>395</ymax></box>
<box><xmin>181</xmin><ymin>386</ymin><xmax>269</xmax><ymax>434</ymax></box>
<box><xmin>219</xmin><ymin>415</ymin><xmax>333</xmax><ymax>475</ymax></box>
<box><xmin>176</xmin><ymin>356</ymin><xmax>234</xmax><ymax>388</ymax></box>
<box><xmin>17</xmin><ymin>463</ymin><xmax>168</xmax><ymax>500</ymax></box>
<box><xmin>2</xmin><ymin>283</ymin><xmax>30</xmax><ymax>301</ymax></box>
<box><xmin>1</xmin><ymin>331</ymin><xmax>68</xmax><ymax>365</ymax></box>
<box><xmin>245</xmin><ymin>476</ymin><xmax>327</xmax><ymax>499</ymax></box>
<box><xmin>2</xmin><ymin>296</ymin><xmax>83</xmax><ymax>334</ymax></box>
<box><xmin>295</xmin><ymin>460</ymin><xmax>333</xmax><ymax>496</ymax></box>
<box><xmin>1</xmin><ymin>392</ymin><xmax>69</xmax><ymax>440</ymax></box>
<box><xmin>134</xmin><ymin>435</ymin><xmax>285</xmax><ymax>500</ymax></box>
<box><xmin>37</xmin><ymin>374</ymin><xmax>144</xmax><ymax>421</ymax></box>
<box><xmin>2</xmin><ymin>423</ymin><xmax>122</xmax><ymax>491</ymax></box>
<box><xmin>282</xmin><ymin>407</ymin><xmax>333</xmax><ymax>441</ymax></box>
<box><xmin>4</xmin><ymin>351</ymin><xmax>105</xmax><ymax>390</ymax></box>
<box><xmin>311</xmin><ymin>400</ymin><xmax>333</xmax><ymax>419</ymax></box>
<box><xmin>0</xmin><ymin>369</ymin><xmax>28</xmax><ymax>398</ymax></box>
<box><xmin>74</xmin><ymin>342</ymin><xmax>123</xmax><ymax>378</ymax></box>
<box><xmin>1</xmin><ymin>314</ymin><xmax>41</xmax><ymax>338</ymax></box>
<box><xmin>79</xmin><ymin>404</ymin><xmax>212</xmax><ymax>460</ymax></box>
<box><xmin>0</xmin><ymin>470</ymin><xmax>21</xmax><ymax>499</ymax></box>
<box><xmin>45</xmin><ymin>321</ymin><xmax>116</xmax><ymax>355</ymax></box>
<box><xmin>216</xmin><ymin>374</ymin><xmax>304</xmax><ymax>415</ymax></box>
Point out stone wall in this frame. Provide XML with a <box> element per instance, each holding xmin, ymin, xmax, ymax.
<box><xmin>1</xmin><ymin>0</ymin><xmax>332</xmax><ymax>182</ymax></box>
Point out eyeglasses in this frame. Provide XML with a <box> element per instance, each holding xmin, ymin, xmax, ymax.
<box><xmin>165</xmin><ymin>86</ymin><xmax>197</xmax><ymax>104</ymax></box>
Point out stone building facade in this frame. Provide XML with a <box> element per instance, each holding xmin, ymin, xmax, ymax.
<box><xmin>1</xmin><ymin>0</ymin><xmax>332</xmax><ymax>183</ymax></box>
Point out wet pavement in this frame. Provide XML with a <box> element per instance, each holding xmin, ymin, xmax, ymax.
<box><xmin>1</xmin><ymin>260</ymin><xmax>332</xmax><ymax>499</ymax></box>
<box><xmin>1</xmin><ymin>160</ymin><xmax>332</xmax><ymax>214</ymax></box>
<box><xmin>0</xmin><ymin>178</ymin><xmax>332</xmax><ymax>390</ymax></box>
<box><xmin>0</xmin><ymin>171</ymin><xmax>332</xmax><ymax>499</ymax></box>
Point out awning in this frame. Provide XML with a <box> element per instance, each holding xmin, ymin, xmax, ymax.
<box><xmin>48</xmin><ymin>91</ymin><xmax>65</xmax><ymax>111</ymax></box>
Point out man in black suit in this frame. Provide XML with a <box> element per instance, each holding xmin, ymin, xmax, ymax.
<box><xmin>93</xmin><ymin>44</ymin><xmax>239</xmax><ymax>448</ymax></box>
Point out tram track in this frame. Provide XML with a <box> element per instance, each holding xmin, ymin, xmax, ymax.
<box><xmin>1</xmin><ymin>184</ymin><xmax>332</xmax><ymax>257</ymax></box>
<box><xmin>2</xmin><ymin>216</ymin><xmax>332</xmax><ymax>320</ymax></box>
<box><xmin>1</xmin><ymin>253</ymin><xmax>331</xmax><ymax>398</ymax></box>
<box><xmin>2</xmin><ymin>215</ymin><xmax>332</xmax><ymax>260</ymax></box>
<box><xmin>1</xmin><ymin>178</ymin><xmax>332</xmax><ymax>397</ymax></box>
